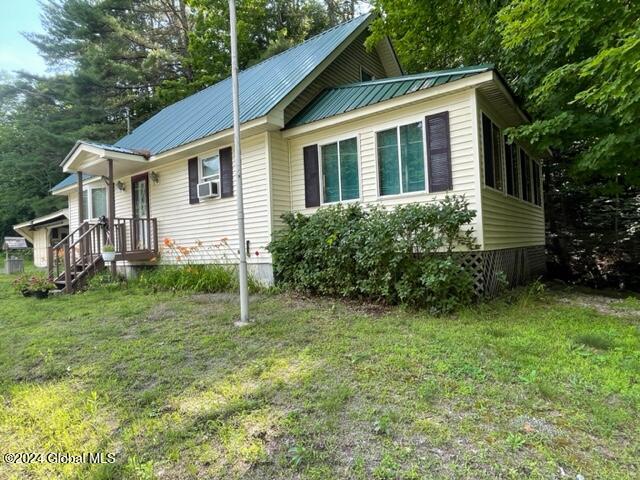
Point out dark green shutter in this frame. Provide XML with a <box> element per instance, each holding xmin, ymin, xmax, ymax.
<box><xmin>303</xmin><ymin>145</ymin><xmax>320</xmax><ymax>207</ymax></box>
<box><xmin>220</xmin><ymin>146</ymin><xmax>233</xmax><ymax>198</ymax></box>
<box><xmin>426</xmin><ymin>111</ymin><xmax>452</xmax><ymax>192</ymax></box>
<box><xmin>188</xmin><ymin>157</ymin><xmax>199</xmax><ymax>204</ymax></box>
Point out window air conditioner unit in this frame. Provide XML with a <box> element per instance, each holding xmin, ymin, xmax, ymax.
<box><xmin>197</xmin><ymin>180</ymin><xmax>220</xmax><ymax>199</ymax></box>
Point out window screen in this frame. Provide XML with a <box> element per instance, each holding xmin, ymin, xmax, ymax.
<box><xmin>482</xmin><ymin>113</ymin><xmax>504</xmax><ymax>191</ymax></box>
<box><xmin>201</xmin><ymin>154</ymin><xmax>220</xmax><ymax>180</ymax></box>
<box><xmin>400</xmin><ymin>122</ymin><xmax>425</xmax><ymax>193</ymax></box>
<box><xmin>378</xmin><ymin>123</ymin><xmax>425</xmax><ymax>196</ymax></box>
<box><xmin>504</xmin><ymin>137</ymin><xmax>520</xmax><ymax>197</ymax></box>
<box><xmin>82</xmin><ymin>190</ymin><xmax>89</xmax><ymax>220</ymax></box>
<box><xmin>321</xmin><ymin>138</ymin><xmax>359</xmax><ymax>203</ymax></box>
<box><xmin>532</xmin><ymin>160</ymin><xmax>541</xmax><ymax>205</ymax></box>
<box><xmin>339</xmin><ymin>138</ymin><xmax>359</xmax><ymax>200</ymax></box>
<box><xmin>377</xmin><ymin>128</ymin><xmax>400</xmax><ymax>196</ymax></box>
<box><xmin>91</xmin><ymin>188</ymin><xmax>107</xmax><ymax>218</ymax></box>
<box><xmin>520</xmin><ymin>148</ymin><xmax>532</xmax><ymax>202</ymax></box>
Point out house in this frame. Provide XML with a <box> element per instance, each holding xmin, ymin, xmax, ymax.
<box><xmin>13</xmin><ymin>210</ymin><xmax>69</xmax><ymax>268</ymax></box>
<box><xmin>49</xmin><ymin>13</ymin><xmax>544</xmax><ymax>294</ymax></box>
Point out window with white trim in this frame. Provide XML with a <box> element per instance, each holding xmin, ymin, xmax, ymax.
<box><xmin>377</xmin><ymin>122</ymin><xmax>425</xmax><ymax>196</ymax></box>
<box><xmin>504</xmin><ymin>135</ymin><xmax>520</xmax><ymax>198</ymax></box>
<box><xmin>321</xmin><ymin>137</ymin><xmax>359</xmax><ymax>203</ymax></box>
<box><xmin>200</xmin><ymin>153</ymin><xmax>220</xmax><ymax>182</ymax></box>
<box><xmin>82</xmin><ymin>186</ymin><xmax>107</xmax><ymax>219</ymax></box>
<box><xmin>482</xmin><ymin>113</ymin><xmax>504</xmax><ymax>191</ymax></box>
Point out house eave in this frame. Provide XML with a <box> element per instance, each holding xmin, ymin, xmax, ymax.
<box><xmin>282</xmin><ymin>71</ymin><xmax>495</xmax><ymax>138</ymax></box>
<box><xmin>13</xmin><ymin>209</ymin><xmax>69</xmax><ymax>243</ymax></box>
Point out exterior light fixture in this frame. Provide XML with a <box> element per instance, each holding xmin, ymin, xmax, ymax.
<box><xmin>150</xmin><ymin>171</ymin><xmax>160</xmax><ymax>184</ymax></box>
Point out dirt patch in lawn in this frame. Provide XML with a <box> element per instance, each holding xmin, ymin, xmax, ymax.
<box><xmin>553</xmin><ymin>290</ymin><xmax>640</xmax><ymax>319</ymax></box>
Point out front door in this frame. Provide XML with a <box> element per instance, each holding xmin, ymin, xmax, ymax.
<box><xmin>131</xmin><ymin>173</ymin><xmax>150</xmax><ymax>250</ymax></box>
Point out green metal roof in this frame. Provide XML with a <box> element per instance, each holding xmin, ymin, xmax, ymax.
<box><xmin>51</xmin><ymin>173</ymin><xmax>96</xmax><ymax>193</ymax></box>
<box><xmin>113</xmin><ymin>14</ymin><xmax>372</xmax><ymax>155</ymax></box>
<box><xmin>286</xmin><ymin>64</ymin><xmax>493</xmax><ymax>128</ymax></box>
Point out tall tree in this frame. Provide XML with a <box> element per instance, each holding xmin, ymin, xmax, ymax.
<box><xmin>369</xmin><ymin>0</ymin><xmax>640</xmax><ymax>184</ymax></box>
<box><xmin>186</xmin><ymin>0</ymin><xmax>338</xmax><ymax>87</ymax></box>
<box><xmin>27</xmin><ymin>0</ymin><xmax>196</xmax><ymax>125</ymax></box>
<box><xmin>498</xmin><ymin>0</ymin><xmax>640</xmax><ymax>184</ymax></box>
<box><xmin>367</xmin><ymin>1</ymin><xmax>507</xmax><ymax>73</ymax></box>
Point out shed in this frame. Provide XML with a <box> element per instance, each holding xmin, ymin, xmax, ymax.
<box><xmin>13</xmin><ymin>210</ymin><xmax>69</xmax><ymax>268</ymax></box>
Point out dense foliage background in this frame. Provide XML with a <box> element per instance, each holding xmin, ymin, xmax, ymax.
<box><xmin>1</xmin><ymin>0</ymin><xmax>638</xmax><ymax>288</ymax></box>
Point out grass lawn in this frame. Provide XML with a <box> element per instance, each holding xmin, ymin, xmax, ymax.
<box><xmin>0</xmin><ymin>270</ymin><xmax>639</xmax><ymax>479</ymax></box>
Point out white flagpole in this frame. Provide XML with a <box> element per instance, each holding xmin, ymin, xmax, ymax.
<box><xmin>229</xmin><ymin>0</ymin><xmax>249</xmax><ymax>324</ymax></box>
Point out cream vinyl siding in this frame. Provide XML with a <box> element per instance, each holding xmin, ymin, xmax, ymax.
<box><xmin>476</xmin><ymin>92</ymin><xmax>545</xmax><ymax>249</ymax></box>
<box><xmin>148</xmin><ymin>133</ymin><xmax>271</xmax><ymax>264</ymax></box>
<box><xmin>284</xmin><ymin>31</ymin><xmax>388</xmax><ymax>123</ymax></box>
<box><xmin>268</xmin><ymin>131</ymin><xmax>291</xmax><ymax>232</ymax></box>
<box><xmin>66</xmin><ymin>135</ymin><xmax>272</xmax><ymax>264</ymax></box>
<box><xmin>287</xmin><ymin>90</ymin><xmax>482</xmax><ymax>246</ymax></box>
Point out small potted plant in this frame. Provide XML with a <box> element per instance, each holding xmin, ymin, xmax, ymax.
<box><xmin>12</xmin><ymin>274</ymin><xmax>31</xmax><ymax>297</ymax></box>
<box><xmin>102</xmin><ymin>244</ymin><xmax>116</xmax><ymax>262</ymax></box>
<box><xmin>13</xmin><ymin>273</ymin><xmax>56</xmax><ymax>299</ymax></box>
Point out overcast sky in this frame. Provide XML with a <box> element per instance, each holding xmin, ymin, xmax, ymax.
<box><xmin>0</xmin><ymin>1</ymin><xmax>47</xmax><ymax>75</ymax></box>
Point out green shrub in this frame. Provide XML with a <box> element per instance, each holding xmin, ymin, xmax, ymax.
<box><xmin>135</xmin><ymin>264</ymin><xmax>262</xmax><ymax>294</ymax></box>
<box><xmin>86</xmin><ymin>271</ymin><xmax>127</xmax><ymax>292</ymax></box>
<box><xmin>268</xmin><ymin>196</ymin><xmax>477</xmax><ymax>313</ymax></box>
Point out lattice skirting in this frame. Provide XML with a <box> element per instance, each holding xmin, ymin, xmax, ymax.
<box><xmin>459</xmin><ymin>245</ymin><xmax>546</xmax><ymax>297</ymax></box>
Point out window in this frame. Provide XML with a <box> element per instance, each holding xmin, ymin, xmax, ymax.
<box><xmin>82</xmin><ymin>190</ymin><xmax>89</xmax><ymax>220</ymax></box>
<box><xmin>482</xmin><ymin>113</ymin><xmax>504</xmax><ymax>191</ymax></box>
<box><xmin>504</xmin><ymin>136</ymin><xmax>519</xmax><ymax>198</ymax></box>
<box><xmin>377</xmin><ymin>122</ymin><xmax>425</xmax><ymax>196</ymax></box>
<box><xmin>82</xmin><ymin>186</ymin><xmax>107</xmax><ymax>219</ymax></box>
<box><xmin>532</xmin><ymin>160</ymin><xmax>542</xmax><ymax>206</ymax></box>
<box><xmin>360</xmin><ymin>68</ymin><xmax>374</xmax><ymax>82</ymax></box>
<box><xmin>321</xmin><ymin>137</ymin><xmax>359</xmax><ymax>203</ymax></box>
<box><xmin>91</xmin><ymin>188</ymin><xmax>107</xmax><ymax>217</ymax></box>
<box><xmin>200</xmin><ymin>153</ymin><xmax>220</xmax><ymax>181</ymax></box>
<box><xmin>520</xmin><ymin>148</ymin><xmax>532</xmax><ymax>203</ymax></box>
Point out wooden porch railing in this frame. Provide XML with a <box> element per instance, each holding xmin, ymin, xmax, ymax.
<box><xmin>112</xmin><ymin>217</ymin><xmax>159</xmax><ymax>259</ymax></box>
<box><xmin>47</xmin><ymin>217</ymin><xmax>158</xmax><ymax>292</ymax></box>
<box><xmin>48</xmin><ymin>221</ymin><xmax>105</xmax><ymax>292</ymax></box>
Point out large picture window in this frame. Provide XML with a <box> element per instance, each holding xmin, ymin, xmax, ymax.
<box><xmin>321</xmin><ymin>137</ymin><xmax>359</xmax><ymax>203</ymax></box>
<box><xmin>377</xmin><ymin>122</ymin><xmax>425</xmax><ymax>196</ymax></box>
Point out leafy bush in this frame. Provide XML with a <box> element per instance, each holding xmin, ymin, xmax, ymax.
<box><xmin>13</xmin><ymin>272</ymin><xmax>55</xmax><ymax>295</ymax></box>
<box><xmin>86</xmin><ymin>271</ymin><xmax>127</xmax><ymax>292</ymax></box>
<box><xmin>268</xmin><ymin>196</ymin><xmax>477</xmax><ymax>313</ymax></box>
<box><xmin>135</xmin><ymin>264</ymin><xmax>262</xmax><ymax>294</ymax></box>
